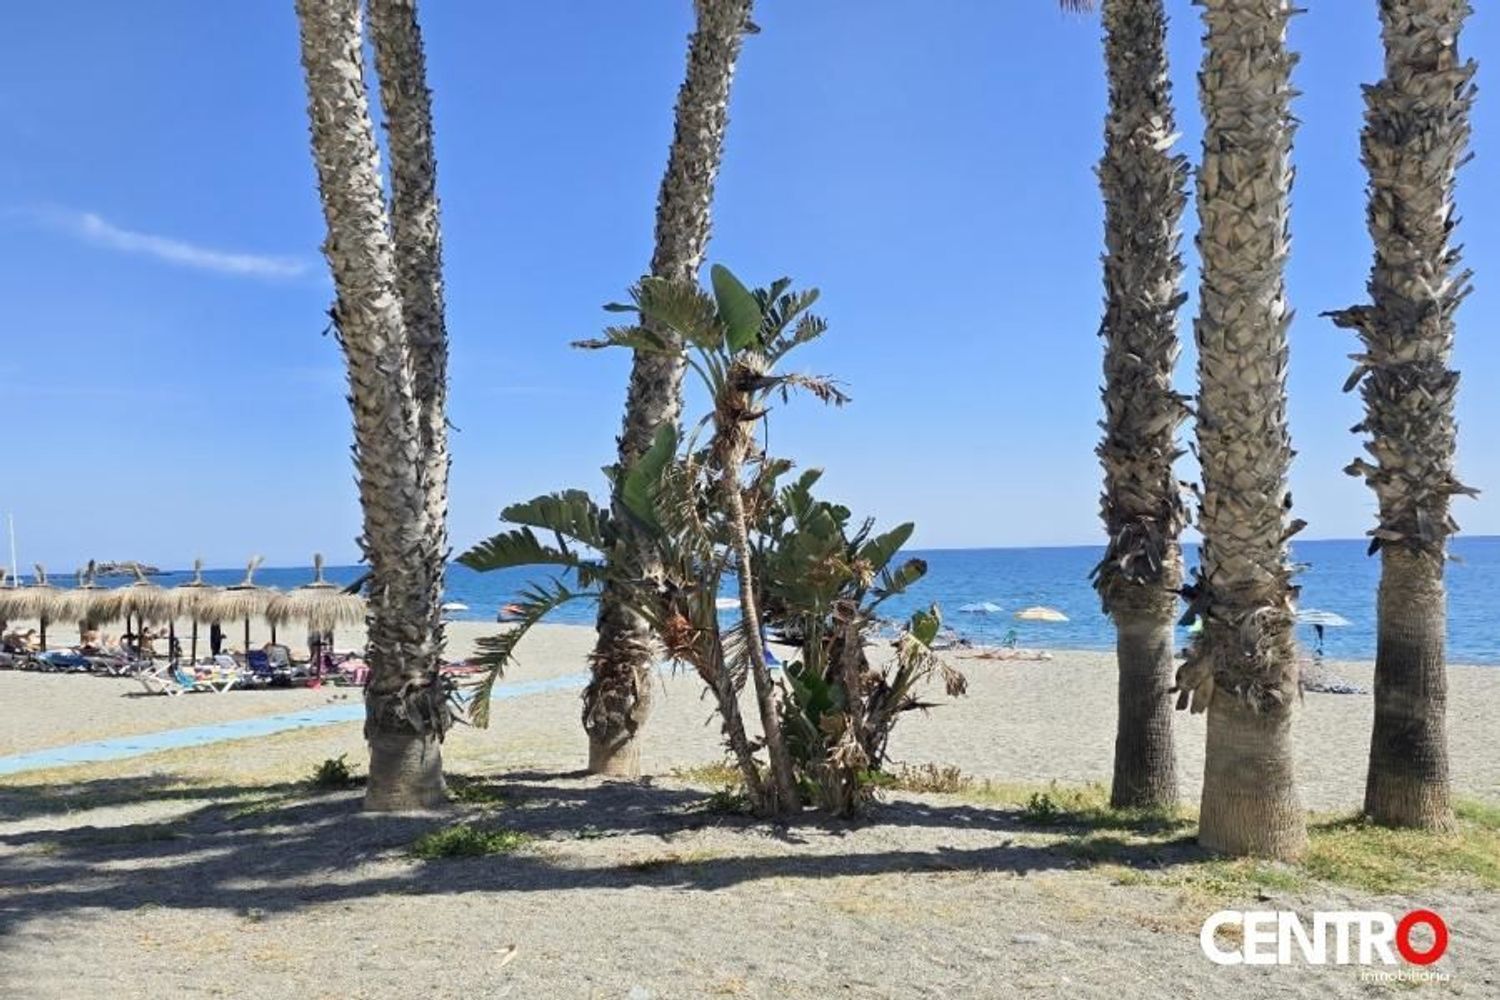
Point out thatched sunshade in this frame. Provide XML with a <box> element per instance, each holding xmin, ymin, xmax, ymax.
<box><xmin>171</xmin><ymin>559</ymin><xmax>222</xmax><ymax>663</ymax></box>
<box><xmin>207</xmin><ymin>557</ymin><xmax>279</xmax><ymax>652</ymax></box>
<box><xmin>1014</xmin><ymin>606</ymin><xmax>1069</xmax><ymax>623</ymax></box>
<box><xmin>0</xmin><ymin>569</ymin><xmax>25</xmax><ymax>633</ymax></box>
<box><xmin>4</xmin><ymin>565</ymin><xmax>71</xmax><ymax>649</ymax></box>
<box><xmin>62</xmin><ymin>562</ymin><xmax>114</xmax><ymax>629</ymax></box>
<box><xmin>266</xmin><ymin>554</ymin><xmax>365</xmax><ymax>663</ymax></box>
<box><xmin>102</xmin><ymin>565</ymin><xmax>178</xmax><ymax>657</ymax></box>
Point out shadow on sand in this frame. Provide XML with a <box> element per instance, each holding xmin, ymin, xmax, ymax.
<box><xmin>0</xmin><ymin>769</ymin><xmax>1204</xmax><ymax>936</ymax></box>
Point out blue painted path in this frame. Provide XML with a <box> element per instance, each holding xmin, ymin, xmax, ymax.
<box><xmin>0</xmin><ymin>670</ymin><xmax>595</xmax><ymax>777</ymax></box>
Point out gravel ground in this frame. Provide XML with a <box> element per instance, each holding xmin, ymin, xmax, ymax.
<box><xmin>1</xmin><ymin>624</ymin><xmax>1497</xmax><ymax>998</ymax></box>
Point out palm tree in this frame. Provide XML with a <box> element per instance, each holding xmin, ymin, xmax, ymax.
<box><xmin>295</xmin><ymin>0</ymin><xmax>452</xmax><ymax>810</ymax></box>
<box><xmin>586</xmin><ymin>0</ymin><xmax>757</xmax><ymax>777</ymax></box>
<box><xmin>1326</xmin><ymin>1</ymin><xmax>1476</xmax><ymax>830</ymax></box>
<box><xmin>1069</xmin><ymin>0</ymin><xmax>1189</xmax><ymax>812</ymax></box>
<box><xmin>370</xmin><ymin>0</ymin><xmax>451</xmax><ymax>694</ymax></box>
<box><xmin>1173</xmin><ymin>0</ymin><xmax>1306</xmax><ymax>858</ymax></box>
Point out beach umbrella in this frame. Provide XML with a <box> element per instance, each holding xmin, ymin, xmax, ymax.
<box><xmin>1297</xmin><ymin>609</ymin><xmax>1351</xmax><ymax>629</ymax></box>
<box><xmin>209</xmin><ymin>556</ymin><xmax>279</xmax><ymax>652</ymax></box>
<box><xmin>1297</xmin><ymin>608</ymin><xmax>1350</xmax><ymax>657</ymax></box>
<box><xmin>171</xmin><ymin>559</ymin><xmax>221</xmax><ymax>664</ymax></box>
<box><xmin>1014</xmin><ymin>606</ymin><xmax>1069</xmax><ymax>623</ymax></box>
<box><xmin>62</xmin><ymin>562</ymin><xmax>114</xmax><ymax>633</ymax></box>
<box><xmin>266</xmin><ymin>554</ymin><xmax>365</xmax><ymax>661</ymax></box>
<box><xmin>104</xmin><ymin>565</ymin><xmax>177</xmax><ymax>657</ymax></box>
<box><xmin>6</xmin><ymin>565</ymin><xmax>70</xmax><ymax>650</ymax></box>
<box><xmin>0</xmin><ymin>569</ymin><xmax>21</xmax><ymax>634</ymax></box>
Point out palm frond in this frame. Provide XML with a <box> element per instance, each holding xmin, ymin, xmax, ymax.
<box><xmin>457</xmin><ymin>526</ymin><xmax>604</xmax><ymax>586</ymax></box>
<box><xmin>500</xmin><ymin>489</ymin><xmax>611</xmax><ymax>552</ymax></box>
<box><xmin>465</xmin><ymin>578</ymin><xmax>597</xmax><ymax>728</ymax></box>
<box><xmin>572</xmin><ymin>324</ymin><xmax>670</xmax><ymax>354</ymax></box>
<box><xmin>636</xmin><ymin>276</ymin><xmax>723</xmax><ymax>350</ymax></box>
<box><xmin>772</xmin><ymin>373</ymin><xmax>850</xmax><ymax>407</ymax></box>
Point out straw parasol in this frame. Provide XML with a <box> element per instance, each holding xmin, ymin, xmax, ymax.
<box><xmin>7</xmin><ymin>565</ymin><xmax>70</xmax><ymax>650</ymax></box>
<box><xmin>208</xmin><ymin>556</ymin><xmax>279</xmax><ymax>652</ymax></box>
<box><xmin>104</xmin><ymin>565</ymin><xmax>177</xmax><ymax>657</ymax></box>
<box><xmin>62</xmin><ymin>562</ymin><xmax>114</xmax><ymax>632</ymax></box>
<box><xmin>266</xmin><ymin>554</ymin><xmax>365</xmax><ymax>661</ymax></box>
<box><xmin>172</xmin><ymin>559</ymin><xmax>222</xmax><ymax>663</ymax></box>
<box><xmin>1014</xmin><ymin>606</ymin><xmax>1069</xmax><ymax>623</ymax></box>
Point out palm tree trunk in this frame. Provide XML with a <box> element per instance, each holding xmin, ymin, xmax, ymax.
<box><xmin>585</xmin><ymin>0</ymin><xmax>754</xmax><ymax>776</ymax></box>
<box><xmin>1365</xmin><ymin>548</ymin><xmax>1453</xmax><ymax>827</ymax></box>
<box><xmin>1325</xmin><ymin>0</ymin><xmax>1474</xmax><ymax>831</ymax></box>
<box><xmin>369</xmin><ymin>0</ymin><xmax>452</xmax><ymax>745</ymax></box>
<box><xmin>1183</xmin><ymin>0</ymin><xmax>1306</xmax><ymax>859</ymax></box>
<box><xmin>1111</xmin><ymin>597</ymin><xmax>1179</xmax><ymax>810</ymax></box>
<box><xmin>1199</xmin><ymin>695</ymin><xmax>1304</xmax><ymax>858</ymax></box>
<box><xmin>295</xmin><ymin>0</ymin><xmax>446</xmax><ymax>811</ymax></box>
<box><xmin>1091</xmin><ymin>0</ymin><xmax>1188</xmax><ymax>813</ymax></box>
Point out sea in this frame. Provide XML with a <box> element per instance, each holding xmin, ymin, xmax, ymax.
<box><xmin>45</xmin><ymin>536</ymin><xmax>1500</xmax><ymax>666</ymax></box>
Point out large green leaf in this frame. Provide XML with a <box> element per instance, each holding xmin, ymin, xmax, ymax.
<box><xmin>621</xmin><ymin>424</ymin><xmax>678</xmax><ymax>531</ymax></box>
<box><xmin>711</xmin><ymin>264</ymin><xmax>763</xmax><ymax>353</ymax></box>
<box><xmin>457</xmin><ymin>526</ymin><xmax>606</xmax><ymax>587</ymax></box>
<box><xmin>636</xmin><ymin>277</ymin><xmax>722</xmax><ymax>350</ymax></box>
<box><xmin>857</xmin><ymin>522</ymin><xmax>915</xmax><ymax>576</ymax></box>
<box><xmin>907</xmin><ymin>605</ymin><xmax>942</xmax><ymax>648</ymax></box>
<box><xmin>872</xmin><ymin>557</ymin><xmax>927</xmax><ymax>606</ymax></box>
<box><xmin>501</xmin><ymin>490</ymin><xmax>610</xmax><ymax>552</ymax></box>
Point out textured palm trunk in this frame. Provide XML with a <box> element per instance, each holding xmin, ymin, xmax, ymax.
<box><xmin>1180</xmin><ymin>0</ymin><xmax>1306</xmax><ymax>859</ymax></box>
<box><xmin>585</xmin><ymin>0</ymin><xmax>754</xmax><ymax>776</ymax></box>
<box><xmin>296</xmin><ymin>0</ymin><xmax>446</xmax><ymax>811</ymax></box>
<box><xmin>1325</xmin><ymin>0</ymin><xmax>1474</xmax><ymax>831</ymax></box>
<box><xmin>1200</xmin><ymin>694</ymin><xmax>1304</xmax><ymax>857</ymax></box>
<box><xmin>1090</xmin><ymin>0</ymin><xmax>1188</xmax><ymax>813</ymax></box>
<box><xmin>370</xmin><ymin>0</ymin><xmax>451</xmax><ymax>690</ymax></box>
<box><xmin>1365</xmin><ymin>548</ymin><xmax>1453</xmax><ymax>827</ymax></box>
<box><xmin>1111</xmin><ymin>598</ymin><xmax>1179</xmax><ymax>810</ymax></box>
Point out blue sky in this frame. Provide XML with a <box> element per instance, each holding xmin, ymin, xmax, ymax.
<box><xmin>1</xmin><ymin>2</ymin><xmax>1497</xmax><ymax>571</ymax></box>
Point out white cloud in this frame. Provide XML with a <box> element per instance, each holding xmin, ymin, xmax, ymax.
<box><xmin>31</xmin><ymin>207</ymin><xmax>310</xmax><ymax>279</ymax></box>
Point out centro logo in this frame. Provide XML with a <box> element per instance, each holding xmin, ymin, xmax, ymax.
<box><xmin>1200</xmin><ymin>909</ymin><xmax>1448</xmax><ymax>966</ymax></box>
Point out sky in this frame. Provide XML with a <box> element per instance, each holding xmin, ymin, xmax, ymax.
<box><xmin>1</xmin><ymin>1</ymin><xmax>1498</xmax><ymax>572</ymax></box>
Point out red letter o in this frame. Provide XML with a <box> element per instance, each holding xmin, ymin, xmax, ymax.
<box><xmin>1395</xmin><ymin>910</ymin><xmax>1448</xmax><ymax>966</ymax></box>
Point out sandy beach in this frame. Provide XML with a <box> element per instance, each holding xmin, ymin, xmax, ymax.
<box><xmin>2</xmin><ymin>622</ymin><xmax>1497</xmax><ymax>997</ymax></box>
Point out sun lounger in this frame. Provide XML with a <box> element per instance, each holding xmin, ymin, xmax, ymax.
<box><xmin>172</xmin><ymin>665</ymin><xmax>233</xmax><ymax>694</ymax></box>
<box><xmin>137</xmin><ymin>669</ymin><xmax>187</xmax><ymax>696</ymax></box>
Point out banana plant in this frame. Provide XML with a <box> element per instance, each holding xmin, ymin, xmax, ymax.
<box><xmin>753</xmin><ymin>470</ymin><xmax>966</xmax><ymax>814</ymax></box>
<box><xmin>462</xmin><ymin>266</ymin><xmax>843</xmax><ymax>816</ymax></box>
<box><xmin>576</xmin><ymin>264</ymin><xmax>846</xmax><ymax>816</ymax></box>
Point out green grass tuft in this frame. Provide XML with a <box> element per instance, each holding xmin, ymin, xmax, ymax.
<box><xmin>446</xmin><ymin>775</ymin><xmax>507</xmax><ymax>806</ymax></box>
<box><xmin>410</xmin><ymin>824</ymin><xmax>532</xmax><ymax>860</ymax></box>
<box><xmin>307</xmin><ymin>754</ymin><xmax>360</xmax><ymax>790</ymax></box>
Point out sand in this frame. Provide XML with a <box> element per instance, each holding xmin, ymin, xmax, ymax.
<box><xmin>1</xmin><ymin>621</ymin><xmax>1497</xmax><ymax>998</ymax></box>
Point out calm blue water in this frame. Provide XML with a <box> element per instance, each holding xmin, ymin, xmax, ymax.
<box><xmin>23</xmin><ymin>537</ymin><xmax>1500</xmax><ymax>664</ymax></box>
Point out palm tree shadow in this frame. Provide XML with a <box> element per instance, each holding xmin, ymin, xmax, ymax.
<box><xmin>0</xmin><ymin>769</ymin><xmax>1209</xmax><ymax>937</ymax></box>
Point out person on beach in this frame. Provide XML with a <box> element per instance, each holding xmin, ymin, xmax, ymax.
<box><xmin>209</xmin><ymin>622</ymin><xmax>224</xmax><ymax>657</ymax></box>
